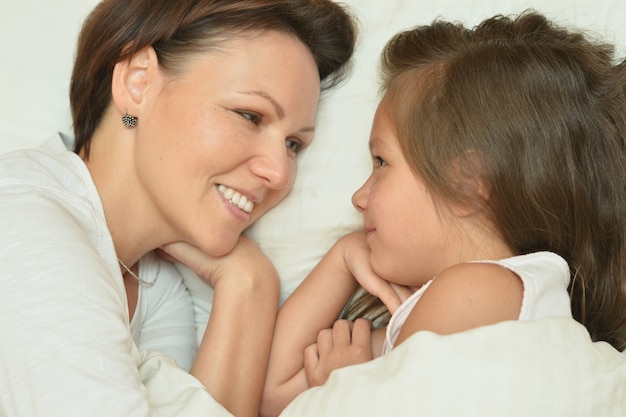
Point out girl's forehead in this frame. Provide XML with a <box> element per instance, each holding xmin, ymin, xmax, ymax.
<box><xmin>369</xmin><ymin>110</ymin><xmax>402</xmax><ymax>152</ymax></box>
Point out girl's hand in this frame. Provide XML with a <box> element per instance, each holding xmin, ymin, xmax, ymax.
<box><xmin>303</xmin><ymin>318</ymin><xmax>373</xmax><ymax>387</ymax></box>
<box><xmin>340</xmin><ymin>232</ymin><xmax>411</xmax><ymax>314</ymax></box>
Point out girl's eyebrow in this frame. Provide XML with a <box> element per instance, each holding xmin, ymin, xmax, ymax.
<box><xmin>369</xmin><ymin>137</ymin><xmax>386</xmax><ymax>153</ymax></box>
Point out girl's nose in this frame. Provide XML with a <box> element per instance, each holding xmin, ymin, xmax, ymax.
<box><xmin>352</xmin><ymin>176</ymin><xmax>371</xmax><ymax>212</ymax></box>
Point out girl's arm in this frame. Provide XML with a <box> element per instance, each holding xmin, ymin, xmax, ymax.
<box><xmin>261</xmin><ymin>231</ymin><xmax>405</xmax><ymax>417</ymax></box>
<box><xmin>161</xmin><ymin>236</ymin><xmax>280</xmax><ymax>417</ymax></box>
<box><xmin>260</xmin><ymin>235</ymin><xmax>359</xmax><ymax>417</ymax></box>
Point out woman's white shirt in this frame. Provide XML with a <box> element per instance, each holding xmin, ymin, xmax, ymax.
<box><xmin>0</xmin><ymin>134</ymin><xmax>229</xmax><ymax>417</ymax></box>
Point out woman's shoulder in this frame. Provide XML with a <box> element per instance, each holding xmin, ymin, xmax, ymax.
<box><xmin>0</xmin><ymin>133</ymin><xmax>96</xmax><ymax>200</ymax></box>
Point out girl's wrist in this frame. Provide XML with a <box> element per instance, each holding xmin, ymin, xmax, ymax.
<box><xmin>331</xmin><ymin>232</ymin><xmax>366</xmax><ymax>287</ymax></box>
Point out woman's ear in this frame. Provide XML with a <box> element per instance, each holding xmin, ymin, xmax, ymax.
<box><xmin>111</xmin><ymin>46</ymin><xmax>160</xmax><ymax>116</ymax></box>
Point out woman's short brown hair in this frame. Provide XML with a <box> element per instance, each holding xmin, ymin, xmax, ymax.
<box><xmin>70</xmin><ymin>0</ymin><xmax>357</xmax><ymax>156</ymax></box>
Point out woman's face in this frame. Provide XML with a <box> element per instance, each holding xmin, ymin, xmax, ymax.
<box><xmin>352</xmin><ymin>104</ymin><xmax>457</xmax><ymax>287</ymax></box>
<box><xmin>136</xmin><ymin>31</ymin><xmax>320</xmax><ymax>256</ymax></box>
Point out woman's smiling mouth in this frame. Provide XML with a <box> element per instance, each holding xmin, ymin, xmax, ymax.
<box><xmin>218</xmin><ymin>184</ymin><xmax>255</xmax><ymax>213</ymax></box>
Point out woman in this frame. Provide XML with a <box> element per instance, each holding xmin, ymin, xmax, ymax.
<box><xmin>0</xmin><ymin>1</ymin><xmax>356</xmax><ymax>416</ymax></box>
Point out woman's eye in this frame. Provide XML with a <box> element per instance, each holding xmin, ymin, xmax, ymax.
<box><xmin>373</xmin><ymin>155</ymin><xmax>387</xmax><ymax>168</ymax></box>
<box><xmin>286</xmin><ymin>138</ymin><xmax>303</xmax><ymax>154</ymax></box>
<box><xmin>238</xmin><ymin>111</ymin><xmax>262</xmax><ymax>125</ymax></box>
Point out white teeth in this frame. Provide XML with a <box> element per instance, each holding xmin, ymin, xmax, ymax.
<box><xmin>222</xmin><ymin>186</ymin><xmax>234</xmax><ymax>200</ymax></box>
<box><xmin>218</xmin><ymin>185</ymin><xmax>254</xmax><ymax>213</ymax></box>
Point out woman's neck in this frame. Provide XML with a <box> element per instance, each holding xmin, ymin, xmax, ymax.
<box><xmin>82</xmin><ymin>121</ymin><xmax>167</xmax><ymax>266</ymax></box>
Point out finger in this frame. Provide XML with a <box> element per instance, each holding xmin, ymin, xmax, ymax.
<box><xmin>351</xmin><ymin>318</ymin><xmax>373</xmax><ymax>348</ymax></box>
<box><xmin>160</xmin><ymin>241</ymin><xmax>205</xmax><ymax>263</ymax></box>
<box><xmin>351</xmin><ymin>263</ymin><xmax>404</xmax><ymax>314</ymax></box>
<box><xmin>372</xmin><ymin>282</ymin><xmax>404</xmax><ymax>315</ymax></box>
<box><xmin>159</xmin><ymin>242</ymin><xmax>216</xmax><ymax>277</ymax></box>
<box><xmin>316</xmin><ymin>328</ymin><xmax>333</xmax><ymax>357</ymax></box>
<box><xmin>332</xmin><ymin>319</ymin><xmax>352</xmax><ymax>346</ymax></box>
<box><xmin>303</xmin><ymin>343</ymin><xmax>319</xmax><ymax>385</ymax></box>
<box><xmin>154</xmin><ymin>247</ymin><xmax>178</xmax><ymax>263</ymax></box>
<box><xmin>390</xmin><ymin>283</ymin><xmax>413</xmax><ymax>304</ymax></box>
<box><xmin>303</xmin><ymin>343</ymin><xmax>319</xmax><ymax>367</ymax></box>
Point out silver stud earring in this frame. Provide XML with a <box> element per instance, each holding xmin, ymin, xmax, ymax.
<box><xmin>122</xmin><ymin>112</ymin><xmax>138</xmax><ymax>128</ymax></box>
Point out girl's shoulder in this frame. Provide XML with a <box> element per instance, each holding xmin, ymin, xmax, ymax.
<box><xmin>427</xmin><ymin>251</ymin><xmax>570</xmax><ymax>315</ymax></box>
<box><xmin>478</xmin><ymin>252</ymin><xmax>569</xmax><ymax>276</ymax></box>
<box><xmin>394</xmin><ymin>259</ymin><xmax>524</xmax><ymax>345</ymax></box>
<box><xmin>430</xmin><ymin>261</ymin><xmax>524</xmax><ymax>308</ymax></box>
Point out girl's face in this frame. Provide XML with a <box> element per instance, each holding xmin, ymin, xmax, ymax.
<box><xmin>352</xmin><ymin>104</ymin><xmax>458</xmax><ymax>287</ymax></box>
<box><xmin>135</xmin><ymin>31</ymin><xmax>320</xmax><ymax>256</ymax></box>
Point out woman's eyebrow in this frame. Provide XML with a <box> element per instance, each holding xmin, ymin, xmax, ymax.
<box><xmin>239</xmin><ymin>90</ymin><xmax>285</xmax><ymax>119</ymax></box>
<box><xmin>238</xmin><ymin>90</ymin><xmax>316</xmax><ymax>133</ymax></box>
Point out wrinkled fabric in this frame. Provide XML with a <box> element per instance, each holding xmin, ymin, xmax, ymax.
<box><xmin>281</xmin><ymin>317</ymin><xmax>626</xmax><ymax>417</ymax></box>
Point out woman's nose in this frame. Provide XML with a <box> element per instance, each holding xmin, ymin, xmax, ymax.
<box><xmin>250</xmin><ymin>142</ymin><xmax>292</xmax><ymax>190</ymax></box>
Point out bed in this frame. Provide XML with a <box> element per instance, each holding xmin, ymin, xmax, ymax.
<box><xmin>2</xmin><ymin>0</ymin><xmax>625</xmax><ymax>415</ymax></box>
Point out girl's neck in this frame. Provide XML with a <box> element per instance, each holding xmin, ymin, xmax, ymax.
<box><xmin>452</xmin><ymin>214</ymin><xmax>516</xmax><ymax>265</ymax></box>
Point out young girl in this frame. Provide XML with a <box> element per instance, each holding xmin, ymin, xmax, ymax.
<box><xmin>261</xmin><ymin>11</ymin><xmax>626</xmax><ymax>416</ymax></box>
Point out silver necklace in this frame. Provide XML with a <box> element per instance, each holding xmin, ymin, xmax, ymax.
<box><xmin>117</xmin><ymin>255</ymin><xmax>161</xmax><ymax>287</ymax></box>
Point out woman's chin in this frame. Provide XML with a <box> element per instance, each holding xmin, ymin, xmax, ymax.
<box><xmin>196</xmin><ymin>234</ymin><xmax>240</xmax><ymax>258</ymax></box>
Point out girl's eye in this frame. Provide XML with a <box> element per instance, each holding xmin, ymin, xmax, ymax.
<box><xmin>238</xmin><ymin>111</ymin><xmax>262</xmax><ymax>125</ymax></box>
<box><xmin>372</xmin><ymin>155</ymin><xmax>387</xmax><ymax>168</ymax></box>
<box><xmin>286</xmin><ymin>138</ymin><xmax>303</xmax><ymax>154</ymax></box>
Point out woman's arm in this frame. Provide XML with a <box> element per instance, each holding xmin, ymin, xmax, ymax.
<box><xmin>161</xmin><ymin>236</ymin><xmax>280</xmax><ymax>417</ymax></box>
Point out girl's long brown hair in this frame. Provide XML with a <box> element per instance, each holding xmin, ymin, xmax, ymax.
<box><xmin>345</xmin><ymin>11</ymin><xmax>626</xmax><ymax>351</ymax></box>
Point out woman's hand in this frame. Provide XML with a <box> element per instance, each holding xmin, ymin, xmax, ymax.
<box><xmin>303</xmin><ymin>318</ymin><xmax>373</xmax><ymax>387</ymax></box>
<box><xmin>159</xmin><ymin>235</ymin><xmax>273</xmax><ymax>289</ymax></box>
<box><xmin>161</xmin><ymin>236</ymin><xmax>279</xmax><ymax>417</ymax></box>
<box><xmin>339</xmin><ymin>232</ymin><xmax>411</xmax><ymax>314</ymax></box>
